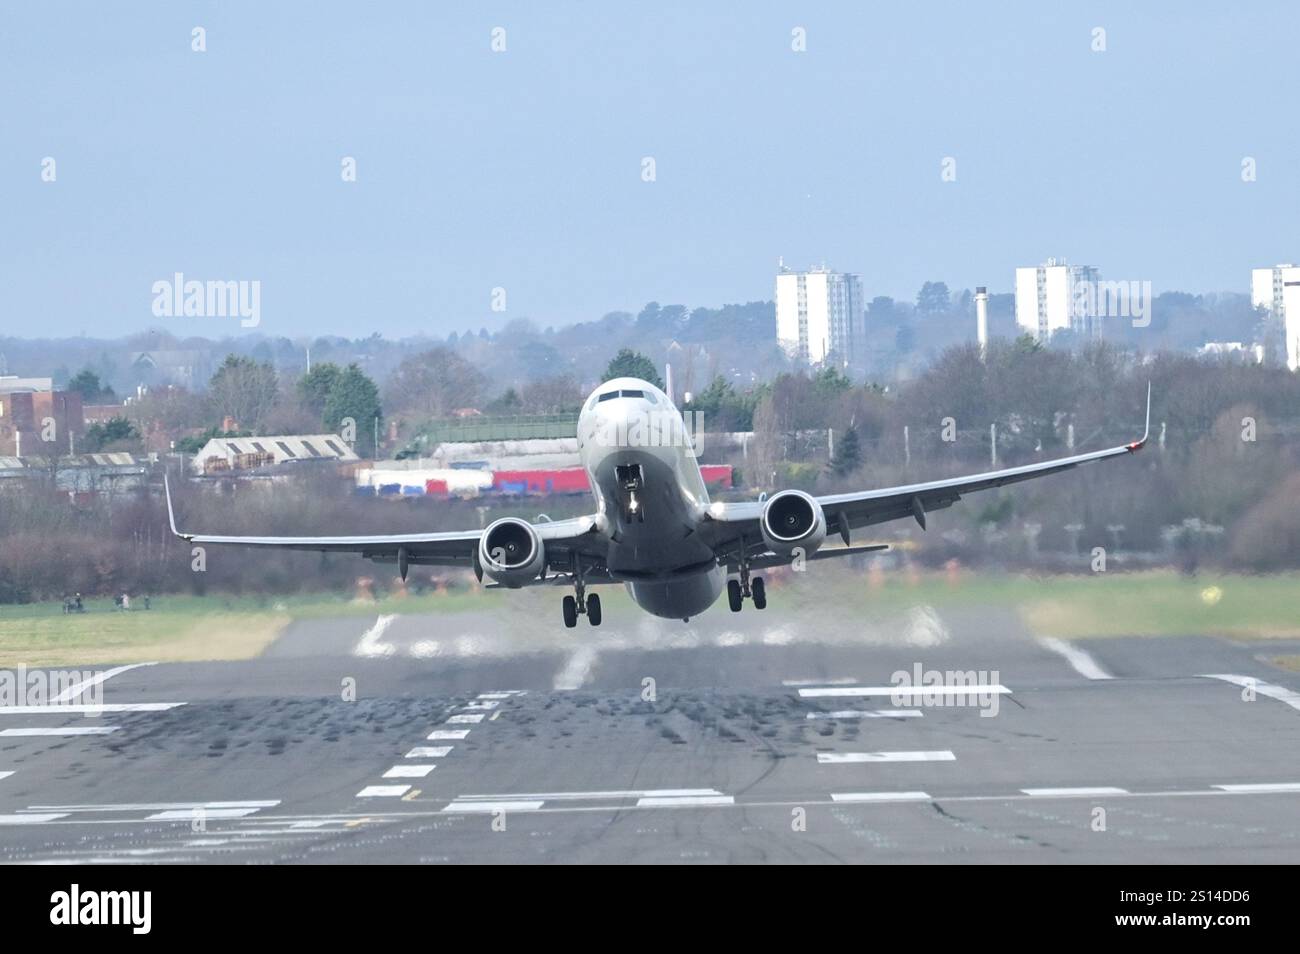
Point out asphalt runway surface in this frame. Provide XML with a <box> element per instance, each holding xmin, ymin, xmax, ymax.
<box><xmin>2</xmin><ymin>595</ymin><xmax>1299</xmax><ymax>864</ymax></box>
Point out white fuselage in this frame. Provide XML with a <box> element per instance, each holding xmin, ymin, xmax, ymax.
<box><xmin>576</xmin><ymin>377</ymin><xmax>724</xmax><ymax>619</ymax></box>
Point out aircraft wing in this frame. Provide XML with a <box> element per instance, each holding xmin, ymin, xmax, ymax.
<box><xmin>164</xmin><ymin>475</ymin><xmax>606</xmax><ymax>573</ymax></box>
<box><xmin>707</xmin><ymin>384</ymin><xmax>1150</xmax><ymax>548</ymax></box>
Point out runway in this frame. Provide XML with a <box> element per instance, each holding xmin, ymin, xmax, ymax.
<box><xmin>2</xmin><ymin>598</ymin><xmax>1299</xmax><ymax>864</ymax></box>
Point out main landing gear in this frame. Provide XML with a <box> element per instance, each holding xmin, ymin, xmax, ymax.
<box><xmin>562</xmin><ymin>555</ymin><xmax>602</xmax><ymax>628</ymax></box>
<box><xmin>727</xmin><ymin>546</ymin><xmax>767</xmax><ymax>612</ymax></box>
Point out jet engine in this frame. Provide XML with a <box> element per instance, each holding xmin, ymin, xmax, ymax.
<box><xmin>760</xmin><ymin>490</ymin><xmax>827</xmax><ymax>556</ymax></box>
<box><xmin>479</xmin><ymin>518</ymin><xmax>545</xmax><ymax>587</ymax></box>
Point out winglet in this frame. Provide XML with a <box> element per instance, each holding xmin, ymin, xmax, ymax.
<box><xmin>163</xmin><ymin>473</ymin><xmax>191</xmax><ymax>540</ymax></box>
<box><xmin>1127</xmin><ymin>382</ymin><xmax>1152</xmax><ymax>452</ymax></box>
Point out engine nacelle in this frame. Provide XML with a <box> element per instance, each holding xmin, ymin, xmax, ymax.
<box><xmin>760</xmin><ymin>490</ymin><xmax>827</xmax><ymax>557</ymax></box>
<box><xmin>479</xmin><ymin>518</ymin><xmax>545</xmax><ymax>587</ymax></box>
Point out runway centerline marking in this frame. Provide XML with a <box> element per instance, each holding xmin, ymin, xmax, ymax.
<box><xmin>405</xmin><ymin>746</ymin><xmax>452</xmax><ymax>759</ymax></box>
<box><xmin>0</xmin><ymin>813</ymin><xmax>68</xmax><ymax>824</ymax></box>
<box><xmin>24</xmin><ymin>800</ymin><xmax>280</xmax><ymax>813</ymax></box>
<box><xmin>817</xmin><ymin>750</ymin><xmax>956</xmax><ymax>764</ymax></box>
<box><xmin>798</xmin><ymin>685</ymin><xmax>1011</xmax><ymax>699</ymax></box>
<box><xmin>0</xmin><ymin>726</ymin><xmax>118</xmax><ymax>737</ymax></box>
<box><xmin>51</xmin><ymin>662</ymin><xmax>158</xmax><ymax>703</ymax></box>
<box><xmin>1021</xmin><ymin>787</ymin><xmax>1129</xmax><ymax>797</ymax></box>
<box><xmin>0</xmin><ymin>771</ymin><xmax>12</xmax><ymax>782</ymax></box>
<box><xmin>783</xmin><ymin>677</ymin><xmax>859</xmax><ymax>687</ymax></box>
<box><xmin>383</xmin><ymin>765</ymin><xmax>435</xmax><ymax>778</ymax></box>
<box><xmin>446</xmin><ymin>713</ymin><xmax>484</xmax><ymax>724</ymax></box>
<box><xmin>831</xmin><ymin>791</ymin><xmax>932</xmax><ymax>803</ymax></box>
<box><xmin>454</xmin><ymin>788</ymin><xmax>725</xmax><ymax>802</ymax></box>
<box><xmin>1213</xmin><ymin>783</ymin><xmax>1300</xmax><ymax>793</ymax></box>
<box><xmin>428</xmin><ymin>729</ymin><xmax>470</xmax><ymax>740</ymax></box>
<box><xmin>357</xmin><ymin>785</ymin><xmax>410</xmax><ymax>798</ymax></box>
<box><xmin>636</xmin><ymin>795</ymin><xmax>734</xmax><ymax>807</ymax></box>
<box><xmin>1037</xmin><ymin>637</ymin><xmax>1113</xmax><ymax>680</ymax></box>
<box><xmin>443</xmin><ymin>800</ymin><xmax>544</xmax><ymax>813</ymax></box>
<box><xmin>147</xmin><ymin>807</ymin><xmax>262</xmax><ymax>820</ymax></box>
<box><xmin>1200</xmin><ymin>674</ymin><xmax>1300</xmax><ymax>713</ymax></box>
<box><xmin>806</xmin><ymin>709</ymin><xmax>923</xmax><ymax>720</ymax></box>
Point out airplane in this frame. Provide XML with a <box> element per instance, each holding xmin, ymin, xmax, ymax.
<box><xmin>166</xmin><ymin>376</ymin><xmax>1151</xmax><ymax>628</ymax></box>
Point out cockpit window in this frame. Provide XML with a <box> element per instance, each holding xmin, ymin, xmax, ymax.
<box><xmin>597</xmin><ymin>391</ymin><xmax>620</xmax><ymax>403</ymax></box>
<box><xmin>620</xmin><ymin>389</ymin><xmax>643</xmax><ymax>399</ymax></box>
<box><xmin>641</xmin><ymin>390</ymin><xmax>657</xmax><ymax>404</ymax></box>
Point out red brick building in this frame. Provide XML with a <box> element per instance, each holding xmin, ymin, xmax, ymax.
<box><xmin>0</xmin><ymin>390</ymin><xmax>84</xmax><ymax>456</ymax></box>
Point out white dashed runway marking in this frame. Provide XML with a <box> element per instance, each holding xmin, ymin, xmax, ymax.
<box><xmin>1212</xmin><ymin>782</ymin><xmax>1300</xmax><ymax>793</ymax></box>
<box><xmin>446</xmin><ymin>713</ymin><xmax>484</xmax><ymax>724</ymax></box>
<box><xmin>0</xmin><ymin>813</ymin><xmax>68</xmax><ymax>824</ymax></box>
<box><xmin>405</xmin><ymin>746</ymin><xmax>452</xmax><ymax>759</ymax></box>
<box><xmin>636</xmin><ymin>794</ymin><xmax>734</xmax><ymax>807</ymax></box>
<box><xmin>443</xmin><ymin>799</ymin><xmax>543</xmax><ymax>813</ymax></box>
<box><xmin>0</xmin><ymin>726</ymin><xmax>118</xmax><ymax>737</ymax></box>
<box><xmin>0</xmin><ymin>771</ymin><xmax>12</xmax><ymax>781</ymax></box>
<box><xmin>0</xmin><ymin>703</ymin><xmax>185</xmax><ymax>715</ymax></box>
<box><xmin>147</xmin><ymin>807</ymin><xmax>263</xmax><ymax>820</ymax></box>
<box><xmin>831</xmin><ymin>791</ymin><xmax>932</xmax><ymax>803</ymax></box>
<box><xmin>428</xmin><ymin>729</ymin><xmax>470</xmax><ymax>740</ymax></box>
<box><xmin>356</xmin><ymin>785</ymin><xmax>410</xmax><ymax>798</ymax></box>
<box><xmin>818</xmin><ymin>750</ymin><xmax>956</xmax><ymax>764</ymax></box>
<box><xmin>383</xmin><ymin>764</ymin><xmax>435</xmax><ymax>778</ymax></box>
<box><xmin>798</xmin><ymin>685</ymin><xmax>1011</xmax><ymax>699</ymax></box>
<box><xmin>1021</xmin><ymin>787</ymin><xmax>1129</xmax><ymax>797</ymax></box>
<box><xmin>805</xmin><ymin>709</ymin><xmax>923</xmax><ymax>720</ymax></box>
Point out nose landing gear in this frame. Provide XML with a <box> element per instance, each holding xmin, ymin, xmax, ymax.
<box><xmin>615</xmin><ymin>464</ymin><xmax>645</xmax><ymax>524</ymax></box>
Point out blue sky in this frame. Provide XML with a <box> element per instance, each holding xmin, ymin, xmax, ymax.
<box><xmin>2</xmin><ymin>1</ymin><xmax>1297</xmax><ymax>339</ymax></box>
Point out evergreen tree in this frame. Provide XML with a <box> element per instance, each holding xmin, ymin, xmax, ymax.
<box><xmin>602</xmin><ymin>348</ymin><xmax>663</xmax><ymax>388</ymax></box>
<box><xmin>323</xmin><ymin>363</ymin><xmax>381</xmax><ymax>440</ymax></box>
<box><xmin>830</xmin><ymin>425</ymin><xmax>862</xmax><ymax>477</ymax></box>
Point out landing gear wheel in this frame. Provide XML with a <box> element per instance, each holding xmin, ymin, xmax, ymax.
<box><xmin>562</xmin><ymin>595</ymin><xmax>578</xmax><ymax>628</ymax></box>
<box><xmin>587</xmin><ymin>593</ymin><xmax>602</xmax><ymax>626</ymax></box>
<box><xmin>751</xmin><ymin>576</ymin><xmax>767</xmax><ymax>610</ymax></box>
<box><xmin>727</xmin><ymin>579</ymin><xmax>743</xmax><ymax>612</ymax></box>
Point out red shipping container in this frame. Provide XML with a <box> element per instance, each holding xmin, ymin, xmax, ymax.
<box><xmin>425</xmin><ymin>479</ymin><xmax>449</xmax><ymax>495</ymax></box>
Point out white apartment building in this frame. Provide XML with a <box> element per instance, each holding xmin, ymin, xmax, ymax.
<box><xmin>775</xmin><ymin>263</ymin><xmax>863</xmax><ymax>365</ymax></box>
<box><xmin>1250</xmin><ymin>264</ymin><xmax>1300</xmax><ymax>371</ymax></box>
<box><xmin>1014</xmin><ymin>259</ymin><xmax>1102</xmax><ymax>341</ymax></box>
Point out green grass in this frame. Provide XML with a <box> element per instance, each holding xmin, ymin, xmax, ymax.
<box><xmin>800</xmin><ymin>568</ymin><xmax>1300</xmax><ymax>639</ymax></box>
<box><xmin>1</xmin><ymin>570</ymin><xmax>1298</xmax><ymax>665</ymax></box>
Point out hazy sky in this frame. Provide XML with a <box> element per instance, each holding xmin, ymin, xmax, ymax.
<box><xmin>3</xmin><ymin>2</ymin><xmax>1297</xmax><ymax>339</ymax></box>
